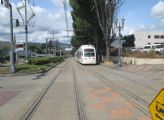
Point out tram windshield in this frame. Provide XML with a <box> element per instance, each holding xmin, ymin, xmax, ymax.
<box><xmin>84</xmin><ymin>49</ymin><xmax>95</xmax><ymax>57</ymax></box>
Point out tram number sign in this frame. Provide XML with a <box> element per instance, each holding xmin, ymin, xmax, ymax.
<box><xmin>149</xmin><ymin>88</ymin><xmax>164</xmax><ymax>120</ymax></box>
<box><xmin>1</xmin><ymin>0</ymin><xmax>9</xmax><ymax>8</ymax></box>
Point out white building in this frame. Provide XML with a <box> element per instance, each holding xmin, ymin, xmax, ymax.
<box><xmin>134</xmin><ymin>31</ymin><xmax>164</xmax><ymax>48</ymax></box>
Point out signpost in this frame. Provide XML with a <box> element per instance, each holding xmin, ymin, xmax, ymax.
<box><xmin>149</xmin><ymin>88</ymin><xmax>164</xmax><ymax>120</ymax></box>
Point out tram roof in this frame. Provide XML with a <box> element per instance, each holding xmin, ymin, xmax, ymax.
<box><xmin>80</xmin><ymin>45</ymin><xmax>95</xmax><ymax>49</ymax></box>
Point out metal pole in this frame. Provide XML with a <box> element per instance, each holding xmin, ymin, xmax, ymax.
<box><xmin>52</xmin><ymin>32</ymin><xmax>55</xmax><ymax>56</ymax></box>
<box><xmin>46</xmin><ymin>38</ymin><xmax>48</xmax><ymax>55</ymax></box>
<box><xmin>63</xmin><ymin>0</ymin><xmax>69</xmax><ymax>37</ymax></box>
<box><xmin>115</xmin><ymin>19</ymin><xmax>125</xmax><ymax>67</ymax></box>
<box><xmin>25</xmin><ymin>0</ymin><xmax>28</xmax><ymax>63</ymax></box>
<box><xmin>55</xmin><ymin>40</ymin><xmax>58</xmax><ymax>56</ymax></box>
<box><xmin>119</xmin><ymin>27</ymin><xmax>122</xmax><ymax>67</ymax></box>
<box><xmin>9</xmin><ymin>4</ymin><xmax>16</xmax><ymax>73</ymax></box>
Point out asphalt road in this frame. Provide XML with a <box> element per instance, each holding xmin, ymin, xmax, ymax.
<box><xmin>0</xmin><ymin>58</ymin><xmax>163</xmax><ymax>120</ymax></box>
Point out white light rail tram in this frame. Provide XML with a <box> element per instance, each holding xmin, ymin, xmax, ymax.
<box><xmin>74</xmin><ymin>45</ymin><xmax>96</xmax><ymax>64</ymax></box>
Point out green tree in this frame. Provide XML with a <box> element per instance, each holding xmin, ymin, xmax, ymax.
<box><xmin>69</xmin><ymin>0</ymin><xmax>123</xmax><ymax>60</ymax></box>
<box><xmin>70</xmin><ymin>0</ymin><xmax>106</xmax><ymax>59</ymax></box>
<box><xmin>28</xmin><ymin>45</ymin><xmax>45</xmax><ymax>54</ymax></box>
<box><xmin>122</xmin><ymin>34</ymin><xmax>135</xmax><ymax>47</ymax></box>
<box><xmin>70</xmin><ymin>1</ymin><xmax>97</xmax><ymax>46</ymax></box>
<box><xmin>0</xmin><ymin>45</ymin><xmax>10</xmax><ymax>51</ymax></box>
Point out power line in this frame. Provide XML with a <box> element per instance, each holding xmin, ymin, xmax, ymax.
<box><xmin>16</xmin><ymin>0</ymin><xmax>36</xmax><ymax>63</ymax></box>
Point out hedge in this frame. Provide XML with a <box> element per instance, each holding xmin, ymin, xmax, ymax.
<box><xmin>29</xmin><ymin>58</ymin><xmax>51</xmax><ymax>65</ymax></box>
<box><xmin>28</xmin><ymin>57</ymin><xmax>64</xmax><ymax>65</ymax></box>
<box><xmin>50</xmin><ymin>57</ymin><xmax>64</xmax><ymax>63</ymax></box>
<box><xmin>0</xmin><ymin>55</ymin><xmax>10</xmax><ymax>63</ymax></box>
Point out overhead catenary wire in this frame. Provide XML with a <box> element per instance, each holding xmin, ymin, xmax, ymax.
<box><xmin>16</xmin><ymin>0</ymin><xmax>35</xmax><ymax>26</ymax></box>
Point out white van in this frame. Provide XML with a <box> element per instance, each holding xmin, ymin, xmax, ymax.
<box><xmin>154</xmin><ymin>44</ymin><xmax>164</xmax><ymax>53</ymax></box>
<box><xmin>143</xmin><ymin>44</ymin><xmax>154</xmax><ymax>52</ymax></box>
<box><xmin>143</xmin><ymin>44</ymin><xmax>164</xmax><ymax>53</ymax></box>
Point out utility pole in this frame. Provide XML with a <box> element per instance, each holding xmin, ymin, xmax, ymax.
<box><xmin>24</xmin><ymin>0</ymin><xmax>28</xmax><ymax>63</ymax></box>
<box><xmin>16</xmin><ymin>0</ymin><xmax>35</xmax><ymax>62</ymax></box>
<box><xmin>46</xmin><ymin>37</ymin><xmax>48</xmax><ymax>55</ymax></box>
<box><xmin>56</xmin><ymin>40</ymin><xmax>58</xmax><ymax>56</ymax></box>
<box><xmin>9</xmin><ymin>3</ymin><xmax>16</xmax><ymax>73</ymax></box>
<box><xmin>1</xmin><ymin>0</ymin><xmax>16</xmax><ymax>73</ymax></box>
<box><xmin>52</xmin><ymin>32</ymin><xmax>55</xmax><ymax>56</ymax></box>
<box><xmin>63</xmin><ymin>0</ymin><xmax>69</xmax><ymax>37</ymax></box>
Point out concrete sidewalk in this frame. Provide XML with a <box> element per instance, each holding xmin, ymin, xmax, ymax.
<box><xmin>0</xmin><ymin>62</ymin><xmax>65</xmax><ymax>120</ymax></box>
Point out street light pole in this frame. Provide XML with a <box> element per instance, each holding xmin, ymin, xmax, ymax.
<box><xmin>9</xmin><ymin>3</ymin><xmax>16</xmax><ymax>73</ymax></box>
<box><xmin>46</xmin><ymin>38</ymin><xmax>48</xmax><ymax>55</ymax></box>
<box><xmin>52</xmin><ymin>32</ymin><xmax>55</xmax><ymax>56</ymax></box>
<box><xmin>25</xmin><ymin>0</ymin><xmax>28</xmax><ymax>63</ymax></box>
<box><xmin>115</xmin><ymin>18</ymin><xmax>125</xmax><ymax>67</ymax></box>
<box><xmin>1</xmin><ymin>0</ymin><xmax>16</xmax><ymax>73</ymax></box>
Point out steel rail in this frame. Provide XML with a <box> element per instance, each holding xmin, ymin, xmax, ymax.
<box><xmin>23</xmin><ymin>62</ymin><xmax>67</xmax><ymax>120</ymax></box>
<box><xmin>76</xmin><ymin>63</ymin><xmax>151</xmax><ymax>118</ymax></box>
<box><xmin>72</xmin><ymin>61</ymin><xmax>88</xmax><ymax>120</ymax></box>
<box><xmin>101</xmin><ymin>65</ymin><xmax>158</xmax><ymax>92</ymax></box>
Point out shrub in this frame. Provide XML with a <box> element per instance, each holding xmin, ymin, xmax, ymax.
<box><xmin>29</xmin><ymin>58</ymin><xmax>51</xmax><ymax>65</ymax></box>
<box><xmin>50</xmin><ymin>57</ymin><xmax>64</xmax><ymax>63</ymax></box>
<box><xmin>28</xmin><ymin>57</ymin><xmax>64</xmax><ymax>65</ymax></box>
<box><xmin>0</xmin><ymin>55</ymin><xmax>10</xmax><ymax>63</ymax></box>
<box><xmin>124</xmin><ymin>51</ymin><xmax>161</xmax><ymax>58</ymax></box>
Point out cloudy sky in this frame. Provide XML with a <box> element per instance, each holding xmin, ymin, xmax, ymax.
<box><xmin>119</xmin><ymin>0</ymin><xmax>164</xmax><ymax>34</ymax></box>
<box><xmin>0</xmin><ymin>0</ymin><xmax>72</xmax><ymax>43</ymax></box>
<box><xmin>0</xmin><ymin>0</ymin><xmax>164</xmax><ymax>44</ymax></box>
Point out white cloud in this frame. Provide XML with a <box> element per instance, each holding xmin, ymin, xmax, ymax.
<box><xmin>151</xmin><ymin>1</ymin><xmax>164</xmax><ymax>19</ymax></box>
<box><xmin>151</xmin><ymin>1</ymin><xmax>164</xmax><ymax>27</ymax></box>
<box><xmin>51</xmin><ymin>0</ymin><xmax>70</xmax><ymax>7</ymax></box>
<box><xmin>0</xmin><ymin>1</ymin><xmax>72</xmax><ymax>44</ymax></box>
<box><xmin>122</xmin><ymin>24</ymin><xmax>160</xmax><ymax>35</ymax></box>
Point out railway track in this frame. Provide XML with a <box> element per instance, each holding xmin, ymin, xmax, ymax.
<box><xmin>23</xmin><ymin>59</ymin><xmax>86</xmax><ymax>120</ymax></box>
<box><xmin>23</xmin><ymin>62</ymin><xmax>67</xmax><ymax>120</ymax></box>
<box><xmin>101</xmin><ymin>65</ymin><xmax>158</xmax><ymax>92</ymax></box>
<box><xmin>72</xmin><ymin>61</ymin><xmax>88</xmax><ymax>120</ymax></box>
<box><xmin>76</xmin><ymin>63</ymin><xmax>151</xmax><ymax>118</ymax></box>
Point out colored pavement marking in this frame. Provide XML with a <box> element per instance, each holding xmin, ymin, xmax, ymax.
<box><xmin>0</xmin><ymin>90</ymin><xmax>20</xmax><ymax>106</ymax></box>
<box><xmin>89</xmin><ymin>87</ymin><xmax>150</xmax><ymax>120</ymax></box>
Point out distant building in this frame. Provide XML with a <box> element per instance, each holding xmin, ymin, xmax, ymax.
<box><xmin>134</xmin><ymin>31</ymin><xmax>164</xmax><ymax>48</ymax></box>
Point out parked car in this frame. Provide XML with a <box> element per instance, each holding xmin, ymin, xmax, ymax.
<box><xmin>154</xmin><ymin>44</ymin><xmax>164</xmax><ymax>53</ymax></box>
<box><xmin>143</xmin><ymin>45</ymin><xmax>154</xmax><ymax>52</ymax></box>
<box><xmin>143</xmin><ymin>44</ymin><xmax>164</xmax><ymax>53</ymax></box>
<box><xmin>129</xmin><ymin>47</ymin><xmax>144</xmax><ymax>52</ymax></box>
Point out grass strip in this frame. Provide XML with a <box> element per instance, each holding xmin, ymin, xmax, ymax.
<box><xmin>16</xmin><ymin>63</ymin><xmax>54</xmax><ymax>73</ymax></box>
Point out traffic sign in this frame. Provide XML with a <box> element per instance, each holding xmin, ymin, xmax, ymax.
<box><xmin>149</xmin><ymin>88</ymin><xmax>164</xmax><ymax>120</ymax></box>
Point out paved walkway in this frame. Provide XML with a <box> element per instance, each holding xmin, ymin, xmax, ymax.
<box><xmin>0</xmin><ymin>59</ymin><xmax>163</xmax><ymax>120</ymax></box>
<box><xmin>0</xmin><ymin>62</ymin><xmax>65</xmax><ymax>120</ymax></box>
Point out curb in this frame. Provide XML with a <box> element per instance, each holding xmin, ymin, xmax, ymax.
<box><xmin>101</xmin><ymin>62</ymin><xmax>127</xmax><ymax>70</ymax></box>
<box><xmin>0</xmin><ymin>61</ymin><xmax>63</xmax><ymax>77</ymax></box>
